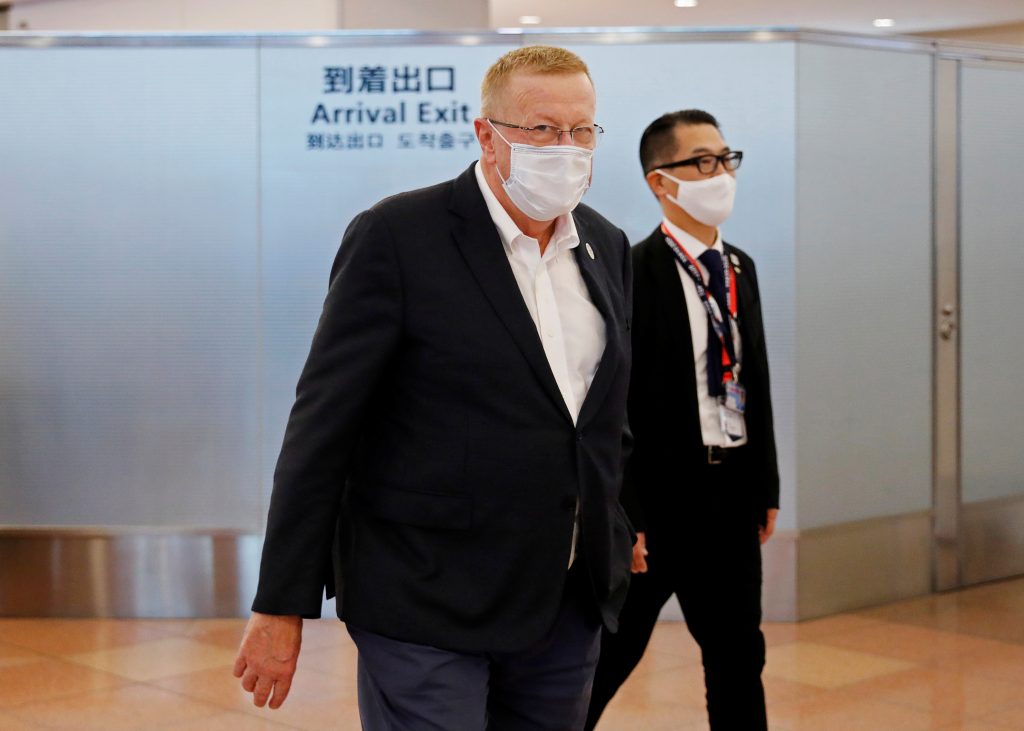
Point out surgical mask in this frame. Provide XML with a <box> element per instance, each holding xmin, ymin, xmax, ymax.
<box><xmin>658</xmin><ymin>170</ymin><xmax>736</xmax><ymax>227</ymax></box>
<box><xmin>490</xmin><ymin>121</ymin><xmax>593</xmax><ymax>221</ymax></box>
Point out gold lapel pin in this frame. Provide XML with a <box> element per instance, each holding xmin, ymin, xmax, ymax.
<box><xmin>585</xmin><ymin>242</ymin><xmax>595</xmax><ymax>260</ymax></box>
<box><xmin>729</xmin><ymin>253</ymin><xmax>741</xmax><ymax>272</ymax></box>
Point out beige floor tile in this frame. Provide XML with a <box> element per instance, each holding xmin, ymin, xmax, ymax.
<box><xmin>771</xmin><ymin>692</ymin><xmax>939</xmax><ymax>731</ymax></box>
<box><xmin>644</xmin><ymin>622</ymin><xmax>703</xmax><ymax>664</ymax></box>
<box><xmin>68</xmin><ymin>637</ymin><xmax>239</xmax><ymax>681</ymax></box>
<box><xmin>0</xmin><ymin>641</ymin><xmax>44</xmax><ymax>669</ymax></box>
<box><xmin>169</xmin><ymin>619</ymin><xmax>248</xmax><ymax>651</ymax></box>
<box><xmin>629</xmin><ymin>648</ymin><xmax>703</xmax><ymax>678</ymax></box>
<box><xmin>169</xmin><ymin>618</ymin><xmax>350</xmax><ymax>652</ymax></box>
<box><xmin>0</xmin><ymin>657</ymin><xmax>128</xmax><ymax>708</ymax></box>
<box><xmin>613</xmin><ymin>661</ymin><xmax>712</xmax><ymax>714</ymax></box>
<box><xmin>836</xmin><ymin>666</ymin><xmax>1024</xmax><ymax>720</ymax></box>
<box><xmin>0</xmin><ymin>576</ymin><xmax>1020</xmax><ymax>730</ymax></box>
<box><xmin>958</xmin><ymin>643</ymin><xmax>1024</xmax><ymax>684</ymax></box>
<box><xmin>763</xmin><ymin>675</ymin><xmax>827</xmax><ymax>708</ymax></box>
<box><xmin>160</xmin><ymin>710</ymin><xmax>302</xmax><ymax>730</ymax></box>
<box><xmin>765</xmin><ymin>641</ymin><xmax>917</xmax><ymax>688</ymax></box>
<box><xmin>0</xmin><ymin>619</ymin><xmax>179</xmax><ymax>656</ymax></box>
<box><xmin>297</xmin><ymin>618</ymin><xmax>351</xmax><ymax>650</ymax></box>
<box><xmin>6</xmin><ymin>683</ymin><xmax>222</xmax><ymax>730</ymax></box>
<box><xmin>762</xmin><ymin>613</ymin><xmax>886</xmax><ymax>646</ymax></box>
<box><xmin>815</xmin><ymin>622</ymin><xmax>1015</xmax><ymax>667</ymax></box>
<box><xmin>296</xmin><ymin>642</ymin><xmax>358</xmax><ymax>683</ymax></box>
<box><xmin>979</xmin><ymin>702</ymin><xmax>1024</xmax><ymax>728</ymax></box>
<box><xmin>596</xmin><ymin>699</ymin><xmax>707</xmax><ymax>731</ymax></box>
<box><xmin>0</xmin><ymin>709</ymin><xmax>49</xmax><ymax>729</ymax></box>
<box><xmin>936</xmin><ymin>722</ymin><xmax>1024</xmax><ymax>731</ymax></box>
<box><xmin>153</xmin><ymin>661</ymin><xmax>359</xmax><ymax>730</ymax></box>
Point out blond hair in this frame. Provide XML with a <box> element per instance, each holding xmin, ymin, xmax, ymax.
<box><xmin>480</xmin><ymin>45</ymin><xmax>592</xmax><ymax>116</ymax></box>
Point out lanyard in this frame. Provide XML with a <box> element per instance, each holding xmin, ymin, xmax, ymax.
<box><xmin>661</xmin><ymin>223</ymin><xmax>739</xmax><ymax>378</ymax></box>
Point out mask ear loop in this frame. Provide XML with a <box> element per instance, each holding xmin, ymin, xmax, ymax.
<box><xmin>487</xmin><ymin>120</ymin><xmax>516</xmax><ymax>186</ymax></box>
<box><xmin>655</xmin><ymin>168</ymin><xmax>682</xmax><ymax>186</ymax></box>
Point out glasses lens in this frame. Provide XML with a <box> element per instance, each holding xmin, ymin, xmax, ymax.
<box><xmin>525</xmin><ymin>126</ymin><xmax>559</xmax><ymax>145</ymax></box>
<box><xmin>697</xmin><ymin>156</ymin><xmax>719</xmax><ymax>175</ymax></box>
<box><xmin>724</xmin><ymin>152</ymin><xmax>743</xmax><ymax>171</ymax></box>
<box><xmin>572</xmin><ymin>126</ymin><xmax>596</xmax><ymax>147</ymax></box>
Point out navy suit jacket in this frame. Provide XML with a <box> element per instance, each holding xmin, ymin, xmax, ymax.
<box><xmin>253</xmin><ymin>163</ymin><xmax>635</xmax><ymax>653</ymax></box>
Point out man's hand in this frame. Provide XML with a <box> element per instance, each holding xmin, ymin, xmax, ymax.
<box><xmin>233</xmin><ymin>612</ymin><xmax>303</xmax><ymax>709</ymax></box>
<box><xmin>759</xmin><ymin>509</ymin><xmax>779</xmax><ymax>545</ymax></box>
<box><xmin>631</xmin><ymin>531</ymin><xmax>649</xmax><ymax>573</ymax></box>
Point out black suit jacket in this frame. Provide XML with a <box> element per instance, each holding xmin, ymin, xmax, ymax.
<box><xmin>253</xmin><ymin>163</ymin><xmax>635</xmax><ymax>653</ymax></box>
<box><xmin>622</xmin><ymin>226</ymin><xmax>779</xmax><ymax>533</ymax></box>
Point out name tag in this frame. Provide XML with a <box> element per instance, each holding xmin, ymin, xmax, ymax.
<box><xmin>720</xmin><ymin>382</ymin><xmax>746</xmax><ymax>443</ymax></box>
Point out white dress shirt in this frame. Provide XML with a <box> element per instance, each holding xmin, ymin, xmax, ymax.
<box><xmin>662</xmin><ymin>218</ymin><xmax>746</xmax><ymax>448</ymax></box>
<box><xmin>475</xmin><ymin>162</ymin><xmax>606</xmax><ymax>565</ymax></box>
<box><xmin>475</xmin><ymin>162</ymin><xmax>606</xmax><ymax>422</ymax></box>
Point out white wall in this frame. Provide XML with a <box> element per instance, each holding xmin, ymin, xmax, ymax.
<box><xmin>10</xmin><ymin>0</ymin><xmax>340</xmax><ymax>31</ymax></box>
<box><xmin>8</xmin><ymin>0</ymin><xmax>490</xmax><ymax>31</ymax></box>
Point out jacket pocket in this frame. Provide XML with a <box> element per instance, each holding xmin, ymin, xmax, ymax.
<box><xmin>355</xmin><ymin>484</ymin><xmax>472</xmax><ymax>530</ymax></box>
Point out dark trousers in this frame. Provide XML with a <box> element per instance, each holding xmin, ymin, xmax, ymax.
<box><xmin>348</xmin><ymin>558</ymin><xmax>602</xmax><ymax>731</ymax></box>
<box><xmin>586</xmin><ymin>460</ymin><xmax>767</xmax><ymax>731</ymax></box>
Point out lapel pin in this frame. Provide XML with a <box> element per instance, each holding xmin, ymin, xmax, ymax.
<box><xmin>585</xmin><ymin>242</ymin><xmax>595</xmax><ymax>260</ymax></box>
<box><xmin>729</xmin><ymin>253</ymin><xmax>741</xmax><ymax>272</ymax></box>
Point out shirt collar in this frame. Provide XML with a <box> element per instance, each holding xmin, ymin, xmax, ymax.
<box><xmin>662</xmin><ymin>217</ymin><xmax>723</xmax><ymax>259</ymax></box>
<box><xmin>474</xmin><ymin>160</ymin><xmax>580</xmax><ymax>257</ymax></box>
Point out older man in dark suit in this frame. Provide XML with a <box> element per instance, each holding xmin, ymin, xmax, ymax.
<box><xmin>586</xmin><ymin>109</ymin><xmax>780</xmax><ymax>731</ymax></box>
<box><xmin>233</xmin><ymin>45</ymin><xmax>635</xmax><ymax>731</ymax></box>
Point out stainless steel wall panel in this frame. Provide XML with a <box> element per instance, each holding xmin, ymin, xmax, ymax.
<box><xmin>0</xmin><ymin>529</ymin><xmax>260</xmax><ymax>617</ymax></box>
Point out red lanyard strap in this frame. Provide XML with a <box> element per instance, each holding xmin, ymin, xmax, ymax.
<box><xmin>661</xmin><ymin>224</ymin><xmax>739</xmax><ymax>374</ymax></box>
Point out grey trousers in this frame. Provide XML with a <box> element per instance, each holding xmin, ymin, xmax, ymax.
<box><xmin>347</xmin><ymin>566</ymin><xmax>602</xmax><ymax>731</ymax></box>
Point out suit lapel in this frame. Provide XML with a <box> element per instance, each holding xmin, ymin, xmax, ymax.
<box><xmin>724</xmin><ymin>242</ymin><xmax>755</xmax><ymax>356</ymax></box>
<box><xmin>648</xmin><ymin>229</ymin><xmax>701</xmax><ymax>423</ymax></box>
<box><xmin>573</xmin><ymin>217</ymin><xmax>622</xmax><ymax>428</ymax></box>
<box><xmin>448</xmin><ymin>165</ymin><xmax>573</xmax><ymax>424</ymax></box>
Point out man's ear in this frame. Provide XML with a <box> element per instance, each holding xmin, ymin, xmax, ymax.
<box><xmin>474</xmin><ymin>118</ymin><xmax>495</xmax><ymax>162</ymax></box>
<box><xmin>645</xmin><ymin>169</ymin><xmax>666</xmax><ymax>199</ymax></box>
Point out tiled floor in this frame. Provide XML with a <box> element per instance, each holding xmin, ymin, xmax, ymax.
<box><xmin>0</xmin><ymin>578</ymin><xmax>1022</xmax><ymax>730</ymax></box>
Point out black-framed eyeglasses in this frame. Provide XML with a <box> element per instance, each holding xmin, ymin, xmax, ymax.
<box><xmin>487</xmin><ymin>119</ymin><xmax>605</xmax><ymax>148</ymax></box>
<box><xmin>655</xmin><ymin>150</ymin><xmax>743</xmax><ymax>175</ymax></box>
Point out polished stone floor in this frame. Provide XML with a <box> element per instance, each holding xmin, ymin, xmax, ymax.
<box><xmin>0</xmin><ymin>577</ymin><xmax>1022</xmax><ymax>730</ymax></box>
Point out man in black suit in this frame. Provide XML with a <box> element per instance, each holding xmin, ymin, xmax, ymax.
<box><xmin>233</xmin><ymin>46</ymin><xmax>635</xmax><ymax>730</ymax></box>
<box><xmin>585</xmin><ymin>110</ymin><xmax>779</xmax><ymax>731</ymax></box>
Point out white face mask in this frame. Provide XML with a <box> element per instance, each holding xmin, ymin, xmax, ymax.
<box><xmin>490</xmin><ymin>121</ymin><xmax>593</xmax><ymax>222</ymax></box>
<box><xmin>658</xmin><ymin>170</ymin><xmax>736</xmax><ymax>227</ymax></box>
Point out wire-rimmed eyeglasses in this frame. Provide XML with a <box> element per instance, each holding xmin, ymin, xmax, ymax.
<box><xmin>487</xmin><ymin>119</ymin><xmax>605</xmax><ymax>148</ymax></box>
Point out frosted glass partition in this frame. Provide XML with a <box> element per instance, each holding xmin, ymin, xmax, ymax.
<box><xmin>794</xmin><ymin>44</ymin><xmax>933</xmax><ymax>529</ymax></box>
<box><xmin>0</xmin><ymin>47</ymin><xmax>262</xmax><ymax>529</ymax></box>
<box><xmin>960</xmin><ymin>63</ymin><xmax>1024</xmax><ymax>505</ymax></box>
<box><xmin>0</xmin><ymin>36</ymin><xmax>798</xmax><ymax>535</ymax></box>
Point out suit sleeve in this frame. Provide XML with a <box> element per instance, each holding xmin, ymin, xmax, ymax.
<box><xmin>617</xmin><ymin>231</ymin><xmax>645</xmax><ymax>533</ymax></box>
<box><xmin>742</xmin><ymin>256</ymin><xmax>780</xmax><ymax>513</ymax></box>
<box><xmin>253</xmin><ymin>207</ymin><xmax>403</xmax><ymax>617</ymax></box>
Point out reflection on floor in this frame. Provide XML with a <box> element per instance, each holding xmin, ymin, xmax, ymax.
<box><xmin>0</xmin><ymin>577</ymin><xmax>1022</xmax><ymax>730</ymax></box>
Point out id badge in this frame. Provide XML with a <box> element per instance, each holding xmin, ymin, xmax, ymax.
<box><xmin>719</xmin><ymin>404</ymin><xmax>746</xmax><ymax>443</ymax></box>
<box><xmin>725</xmin><ymin>382</ymin><xmax>746</xmax><ymax>414</ymax></box>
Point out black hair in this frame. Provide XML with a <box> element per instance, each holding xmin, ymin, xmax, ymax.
<box><xmin>639</xmin><ymin>109</ymin><xmax>721</xmax><ymax>174</ymax></box>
